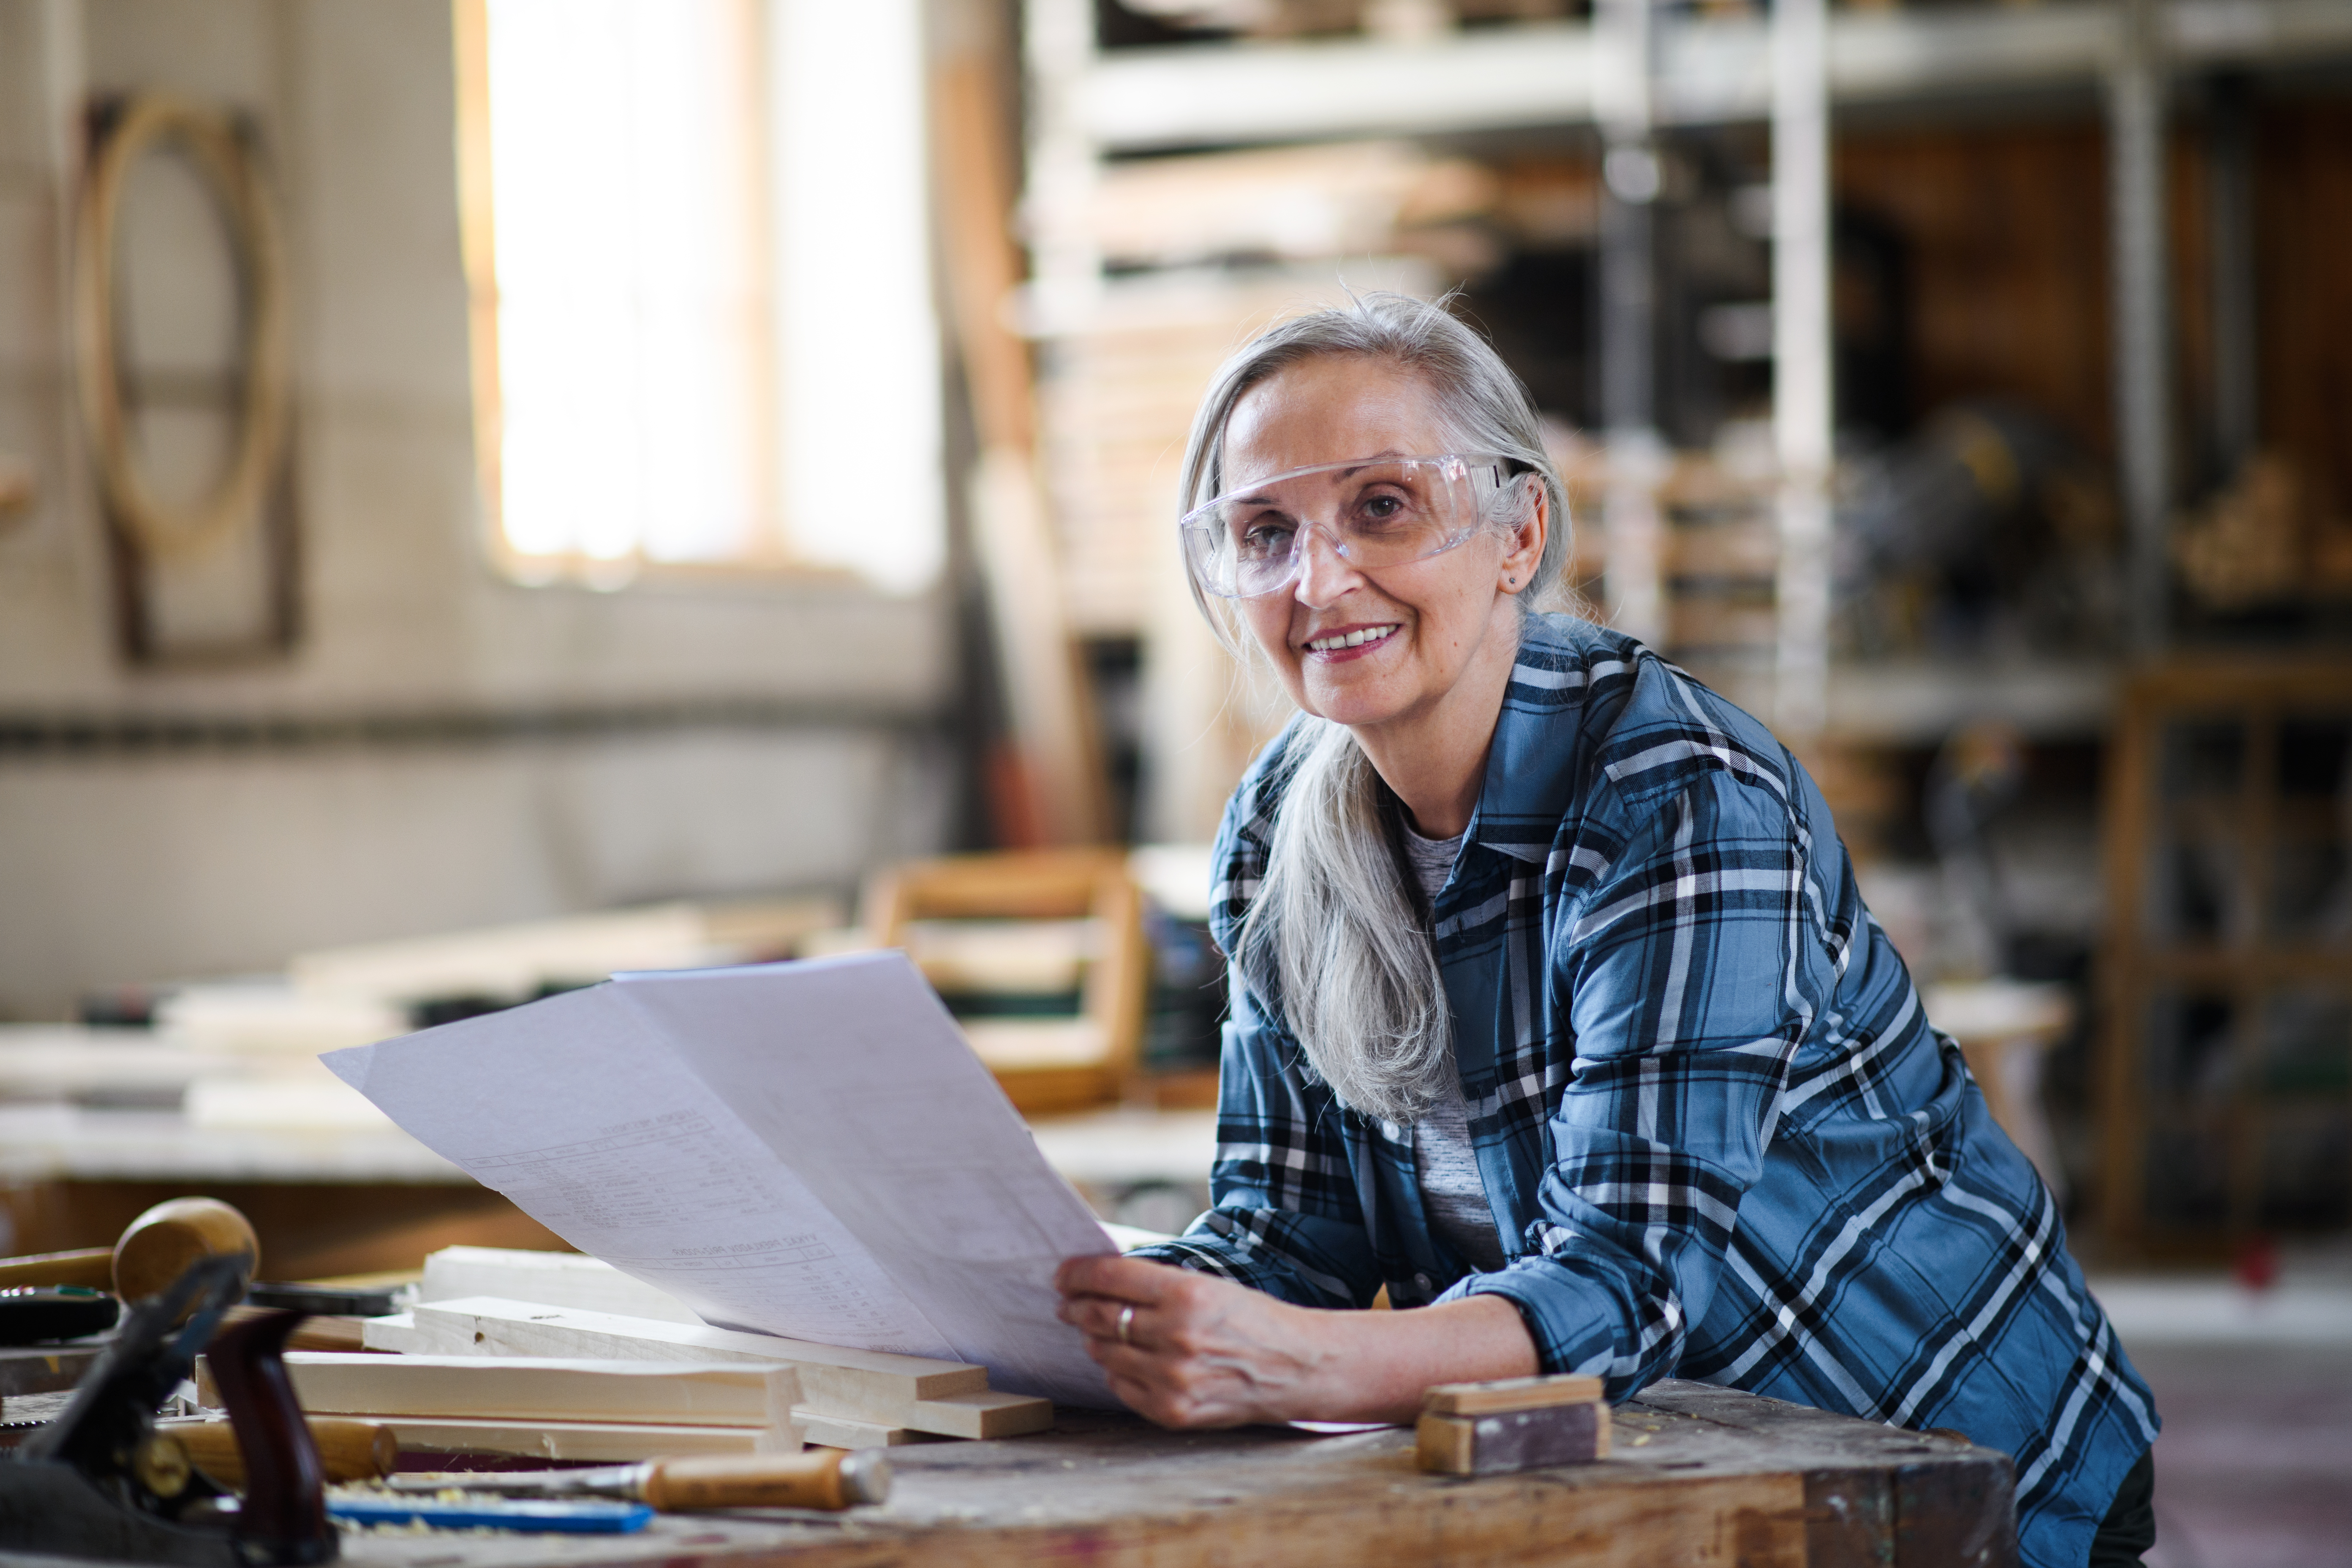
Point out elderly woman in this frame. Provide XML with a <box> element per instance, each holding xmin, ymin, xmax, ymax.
<box><xmin>1052</xmin><ymin>295</ymin><xmax>2157</xmax><ymax>1566</ymax></box>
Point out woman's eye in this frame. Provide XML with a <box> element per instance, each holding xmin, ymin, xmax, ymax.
<box><xmin>1237</xmin><ymin>520</ymin><xmax>1295</xmax><ymax>558</ymax></box>
<box><xmin>1353</xmin><ymin>493</ymin><xmax>1412</xmax><ymax>528</ymax></box>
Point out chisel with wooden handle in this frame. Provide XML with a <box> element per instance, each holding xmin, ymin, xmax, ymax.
<box><xmin>388</xmin><ymin>1449</ymin><xmax>892</xmax><ymax>1511</ymax></box>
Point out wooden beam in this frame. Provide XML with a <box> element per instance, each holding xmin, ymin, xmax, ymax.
<box><xmin>370</xmin><ymin>1299</ymin><xmax>1049</xmax><ymax>1439</ymax></box>
<box><xmin>357</xmin><ymin>1417</ymin><xmax>794</xmax><ymax>1463</ymax></box>
<box><xmin>231</xmin><ymin>1354</ymin><xmax>802</xmax><ymax>1435</ymax></box>
<box><xmin>416</xmin><ymin>1245</ymin><xmax>700</xmax><ymax>1324</ymax></box>
<box><xmin>384</xmin><ymin>1297</ymin><xmax>988</xmax><ymax>1405</ymax></box>
<box><xmin>931</xmin><ymin>36</ymin><xmax>1110</xmax><ymax>846</ymax></box>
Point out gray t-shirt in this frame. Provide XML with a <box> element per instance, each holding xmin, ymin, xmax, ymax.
<box><xmin>1401</xmin><ymin>819</ymin><xmax>1506</xmax><ymax>1275</ymax></box>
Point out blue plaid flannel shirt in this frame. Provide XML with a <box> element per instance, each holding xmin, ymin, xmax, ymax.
<box><xmin>1132</xmin><ymin>615</ymin><xmax>2158</xmax><ymax>1567</ymax></box>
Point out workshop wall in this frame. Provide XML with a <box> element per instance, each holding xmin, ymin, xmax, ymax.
<box><xmin>0</xmin><ymin>0</ymin><xmax>952</xmax><ymax>1018</ymax></box>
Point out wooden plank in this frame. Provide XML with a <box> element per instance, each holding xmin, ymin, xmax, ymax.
<box><xmin>315</xmin><ymin>1410</ymin><xmax>917</xmax><ymax>1458</ymax></box>
<box><xmin>376</xmin><ymin>1299</ymin><xmax>1034</xmax><ymax>1439</ymax></box>
<box><xmin>370</xmin><ymin>1416</ymin><xmax>792</xmax><ymax>1464</ymax></box>
<box><xmin>799</xmin><ymin>1414</ymin><xmax>920</xmax><ymax>1451</ymax></box>
<box><xmin>396</xmin><ymin>1298</ymin><xmax>988</xmax><ymax>1403</ymax></box>
<box><xmin>416</xmin><ymin>1246</ymin><xmax>701</xmax><ymax>1324</ymax></box>
<box><xmin>902</xmin><ymin>1389</ymin><xmax>1055</xmax><ymax>1440</ymax></box>
<box><xmin>1423</xmin><ymin>1372</ymin><xmax>1602</xmax><ymax>1416</ymax></box>
<box><xmin>244</xmin><ymin>1350</ymin><xmax>1046</xmax><ymax>1444</ymax></box>
<box><xmin>231</xmin><ymin>1353</ymin><xmax>800</xmax><ymax>1433</ymax></box>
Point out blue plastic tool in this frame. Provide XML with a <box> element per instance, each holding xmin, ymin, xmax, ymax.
<box><xmin>327</xmin><ymin>1496</ymin><xmax>655</xmax><ymax>1533</ymax></box>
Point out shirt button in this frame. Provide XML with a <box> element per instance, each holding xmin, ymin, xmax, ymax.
<box><xmin>1414</xmin><ymin>1272</ymin><xmax>1433</xmax><ymax>1291</ymax></box>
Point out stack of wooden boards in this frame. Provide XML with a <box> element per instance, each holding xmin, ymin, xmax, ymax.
<box><xmin>316</xmin><ymin>1247</ymin><xmax>1052</xmax><ymax>1459</ymax></box>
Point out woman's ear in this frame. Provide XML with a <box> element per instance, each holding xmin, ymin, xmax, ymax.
<box><xmin>1499</xmin><ymin>479</ymin><xmax>1547</xmax><ymax>593</ymax></box>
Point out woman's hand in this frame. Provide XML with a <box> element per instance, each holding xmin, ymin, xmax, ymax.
<box><xmin>1054</xmin><ymin>1255</ymin><xmax>1541</xmax><ymax>1427</ymax></box>
<box><xmin>1054</xmin><ymin>1255</ymin><xmax>1336</xmax><ymax>1426</ymax></box>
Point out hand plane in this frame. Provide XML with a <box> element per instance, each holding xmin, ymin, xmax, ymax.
<box><xmin>0</xmin><ymin>1252</ymin><xmax>336</xmax><ymax>1565</ymax></box>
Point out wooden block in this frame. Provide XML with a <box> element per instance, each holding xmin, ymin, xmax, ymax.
<box><xmin>799</xmin><ymin>1413</ymin><xmax>918</xmax><ymax>1450</ymax></box>
<box><xmin>1422</xmin><ymin>1373</ymin><xmax>1603</xmax><ymax>1417</ymax></box>
<box><xmin>358</xmin><ymin>1312</ymin><xmax>430</xmax><ymax>1353</ymax></box>
<box><xmin>373</xmin><ymin>1416</ymin><xmax>793</xmax><ymax>1463</ymax></box>
<box><xmin>417</xmin><ymin>1246</ymin><xmax>700</xmax><ymax>1324</ymax></box>
<box><xmin>403</xmin><ymin>1298</ymin><xmax>988</xmax><ymax>1405</ymax></box>
<box><xmin>903</xmin><ymin>1388</ymin><xmax>1054</xmax><ymax>1440</ymax></box>
<box><xmin>216</xmin><ymin>1353</ymin><xmax>801</xmax><ymax>1437</ymax></box>
<box><xmin>1415</xmin><ymin>1403</ymin><xmax>1611</xmax><ymax>1476</ymax></box>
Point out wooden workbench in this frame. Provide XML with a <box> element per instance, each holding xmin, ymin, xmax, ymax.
<box><xmin>293</xmin><ymin>1382</ymin><xmax>2011</xmax><ymax>1568</ymax></box>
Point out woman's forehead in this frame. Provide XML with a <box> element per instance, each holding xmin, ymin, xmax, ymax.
<box><xmin>1221</xmin><ymin>357</ymin><xmax>1449</xmax><ymax>488</ymax></box>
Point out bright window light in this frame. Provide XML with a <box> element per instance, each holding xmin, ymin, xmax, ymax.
<box><xmin>454</xmin><ymin>0</ymin><xmax>944</xmax><ymax>589</ymax></box>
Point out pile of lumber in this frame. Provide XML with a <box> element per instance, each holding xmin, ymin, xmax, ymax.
<box><xmin>321</xmin><ymin>1247</ymin><xmax>1052</xmax><ymax>1459</ymax></box>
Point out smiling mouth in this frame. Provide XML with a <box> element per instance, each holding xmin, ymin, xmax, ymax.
<box><xmin>1304</xmin><ymin>624</ymin><xmax>1399</xmax><ymax>653</ymax></box>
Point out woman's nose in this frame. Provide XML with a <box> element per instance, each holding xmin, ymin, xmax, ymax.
<box><xmin>1290</xmin><ymin>525</ymin><xmax>1361</xmax><ymax>608</ymax></box>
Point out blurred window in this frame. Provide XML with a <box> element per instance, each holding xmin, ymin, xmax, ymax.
<box><xmin>457</xmin><ymin>0</ymin><xmax>780</xmax><ymax>575</ymax></box>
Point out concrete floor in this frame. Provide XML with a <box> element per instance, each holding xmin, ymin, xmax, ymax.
<box><xmin>2100</xmin><ymin>1258</ymin><xmax>2352</xmax><ymax>1568</ymax></box>
<box><xmin>2130</xmin><ymin>1342</ymin><xmax>2352</xmax><ymax>1568</ymax></box>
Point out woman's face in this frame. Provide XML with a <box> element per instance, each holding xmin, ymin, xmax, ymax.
<box><xmin>1221</xmin><ymin>355</ymin><xmax>1545</xmax><ymax>735</ymax></box>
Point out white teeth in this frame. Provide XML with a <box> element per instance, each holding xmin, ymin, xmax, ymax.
<box><xmin>1307</xmin><ymin>624</ymin><xmax>1396</xmax><ymax>653</ymax></box>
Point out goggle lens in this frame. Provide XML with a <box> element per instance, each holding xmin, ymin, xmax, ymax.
<box><xmin>1179</xmin><ymin>455</ymin><xmax>1513</xmax><ymax>599</ymax></box>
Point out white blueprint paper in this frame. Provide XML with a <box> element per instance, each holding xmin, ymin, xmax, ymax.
<box><xmin>322</xmin><ymin>951</ymin><xmax>1116</xmax><ymax>1405</ymax></box>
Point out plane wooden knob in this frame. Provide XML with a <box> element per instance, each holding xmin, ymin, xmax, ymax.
<box><xmin>112</xmin><ymin>1197</ymin><xmax>260</xmax><ymax>1306</ymax></box>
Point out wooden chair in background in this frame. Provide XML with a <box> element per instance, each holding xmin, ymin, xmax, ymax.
<box><xmin>862</xmin><ymin>849</ymin><xmax>1149</xmax><ymax>1117</ymax></box>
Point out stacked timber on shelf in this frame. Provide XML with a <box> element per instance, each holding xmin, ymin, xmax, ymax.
<box><xmin>327</xmin><ymin>1247</ymin><xmax>1052</xmax><ymax>1458</ymax></box>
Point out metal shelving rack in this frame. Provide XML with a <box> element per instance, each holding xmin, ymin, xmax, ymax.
<box><xmin>1021</xmin><ymin>0</ymin><xmax>2352</xmax><ymax>860</ymax></box>
<box><xmin>1017</xmin><ymin>0</ymin><xmax>2352</xmax><ymax>809</ymax></box>
<box><xmin>1014</xmin><ymin>0</ymin><xmax>2352</xmax><ymax>1245</ymax></box>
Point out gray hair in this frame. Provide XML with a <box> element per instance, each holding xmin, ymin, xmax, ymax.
<box><xmin>1177</xmin><ymin>293</ymin><xmax>1571</xmax><ymax>1123</ymax></box>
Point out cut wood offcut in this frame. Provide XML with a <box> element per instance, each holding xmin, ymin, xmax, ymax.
<box><xmin>364</xmin><ymin>1298</ymin><xmax>1052</xmax><ymax>1440</ymax></box>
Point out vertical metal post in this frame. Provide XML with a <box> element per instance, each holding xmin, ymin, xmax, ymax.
<box><xmin>1772</xmin><ymin>0</ymin><xmax>1832</xmax><ymax>740</ymax></box>
<box><xmin>1594</xmin><ymin>0</ymin><xmax>1665</xmax><ymax>649</ymax></box>
<box><xmin>2111</xmin><ymin>0</ymin><xmax>2172</xmax><ymax>658</ymax></box>
<box><xmin>2205</xmin><ymin>73</ymin><xmax>2257</xmax><ymax>482</ymax></box>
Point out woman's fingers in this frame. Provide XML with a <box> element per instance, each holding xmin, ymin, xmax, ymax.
<box><xmin>1054</xmin><ymin>1253</ymin><xmax>1183</xmax><ymax>1303</ymax></box>
<box><xmin>1059</xmin><ymin>1292</ymin><xmax>1154</xmax><ymax>1348</ymax></box>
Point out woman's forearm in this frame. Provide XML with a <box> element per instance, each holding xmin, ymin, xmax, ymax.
<box><xmin>1308</xmin><ymin>1293</ymin><xmax>1540</xmax><ymax>1422</ymax></box>
<box><xmin>1057</xmin><ymin>1255</ymin><xmax>1541</xmax><ymax>1427</ymax></box>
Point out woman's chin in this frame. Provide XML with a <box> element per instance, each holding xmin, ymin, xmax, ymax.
<box><xmin>1299</xmin><ymin>673</ymin><xmax>1414</xmax><ymax>730</ymax></box>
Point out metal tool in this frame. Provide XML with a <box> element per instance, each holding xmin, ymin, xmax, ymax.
<box><xmin>389</xmin><ymin>1448</ymin><xmax>892</xmax><ymax>1511</ymax></box>
<box><xmin>0</xmin><ymin>1284</ymin><xmax>121</xmax><ymax>1346</ymax></box>
<box><xmin>0</xmin><ymin>1254</ymin><xmax>336</xmax><ymax>1565</ymax></box>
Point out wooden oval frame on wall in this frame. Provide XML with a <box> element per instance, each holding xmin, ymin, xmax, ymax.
<box><xmin>74</xmin><ymin>93</ymin><xmax>290</xmax><ymax>562</ymax></box>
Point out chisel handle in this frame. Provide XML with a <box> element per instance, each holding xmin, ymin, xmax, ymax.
<box><xmin>163</xmin><ymin>1416</ymin><xmax>398</xmax><ymax>1487</ymax></box>
<box><xmin>639</xmin><ymin>1449</ymin><xmax>890</xmax><ymax>1511</ymax></box>
<box><xmin>0</xmin><ymin>1247</ymin><xmax>114</xmax><ymax>1291</ymax></box>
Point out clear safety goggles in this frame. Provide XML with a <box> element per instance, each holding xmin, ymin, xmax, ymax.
<box><xmin>1179</xmin><ymin>454</ymin><xmax>1527</xmax><ymax>600</ymax></box>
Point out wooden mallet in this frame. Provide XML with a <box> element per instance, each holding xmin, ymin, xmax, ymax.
<box><xmin>0</xmin><ymin>1196</ymin><xmax>260</xmax><ymax>1303</ymax></box>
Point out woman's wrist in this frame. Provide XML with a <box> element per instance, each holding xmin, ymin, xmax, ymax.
<box><xmin>1292</xmin><ymin>1293</ymin><xmax>1542</xmax><ymax>1424</ymax></box>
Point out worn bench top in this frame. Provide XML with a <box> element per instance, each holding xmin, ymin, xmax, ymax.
<box><xmin>198</xmin><ymin>1379</ymin><xmax>2017</xmax><ymax>1568</ymax></box>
